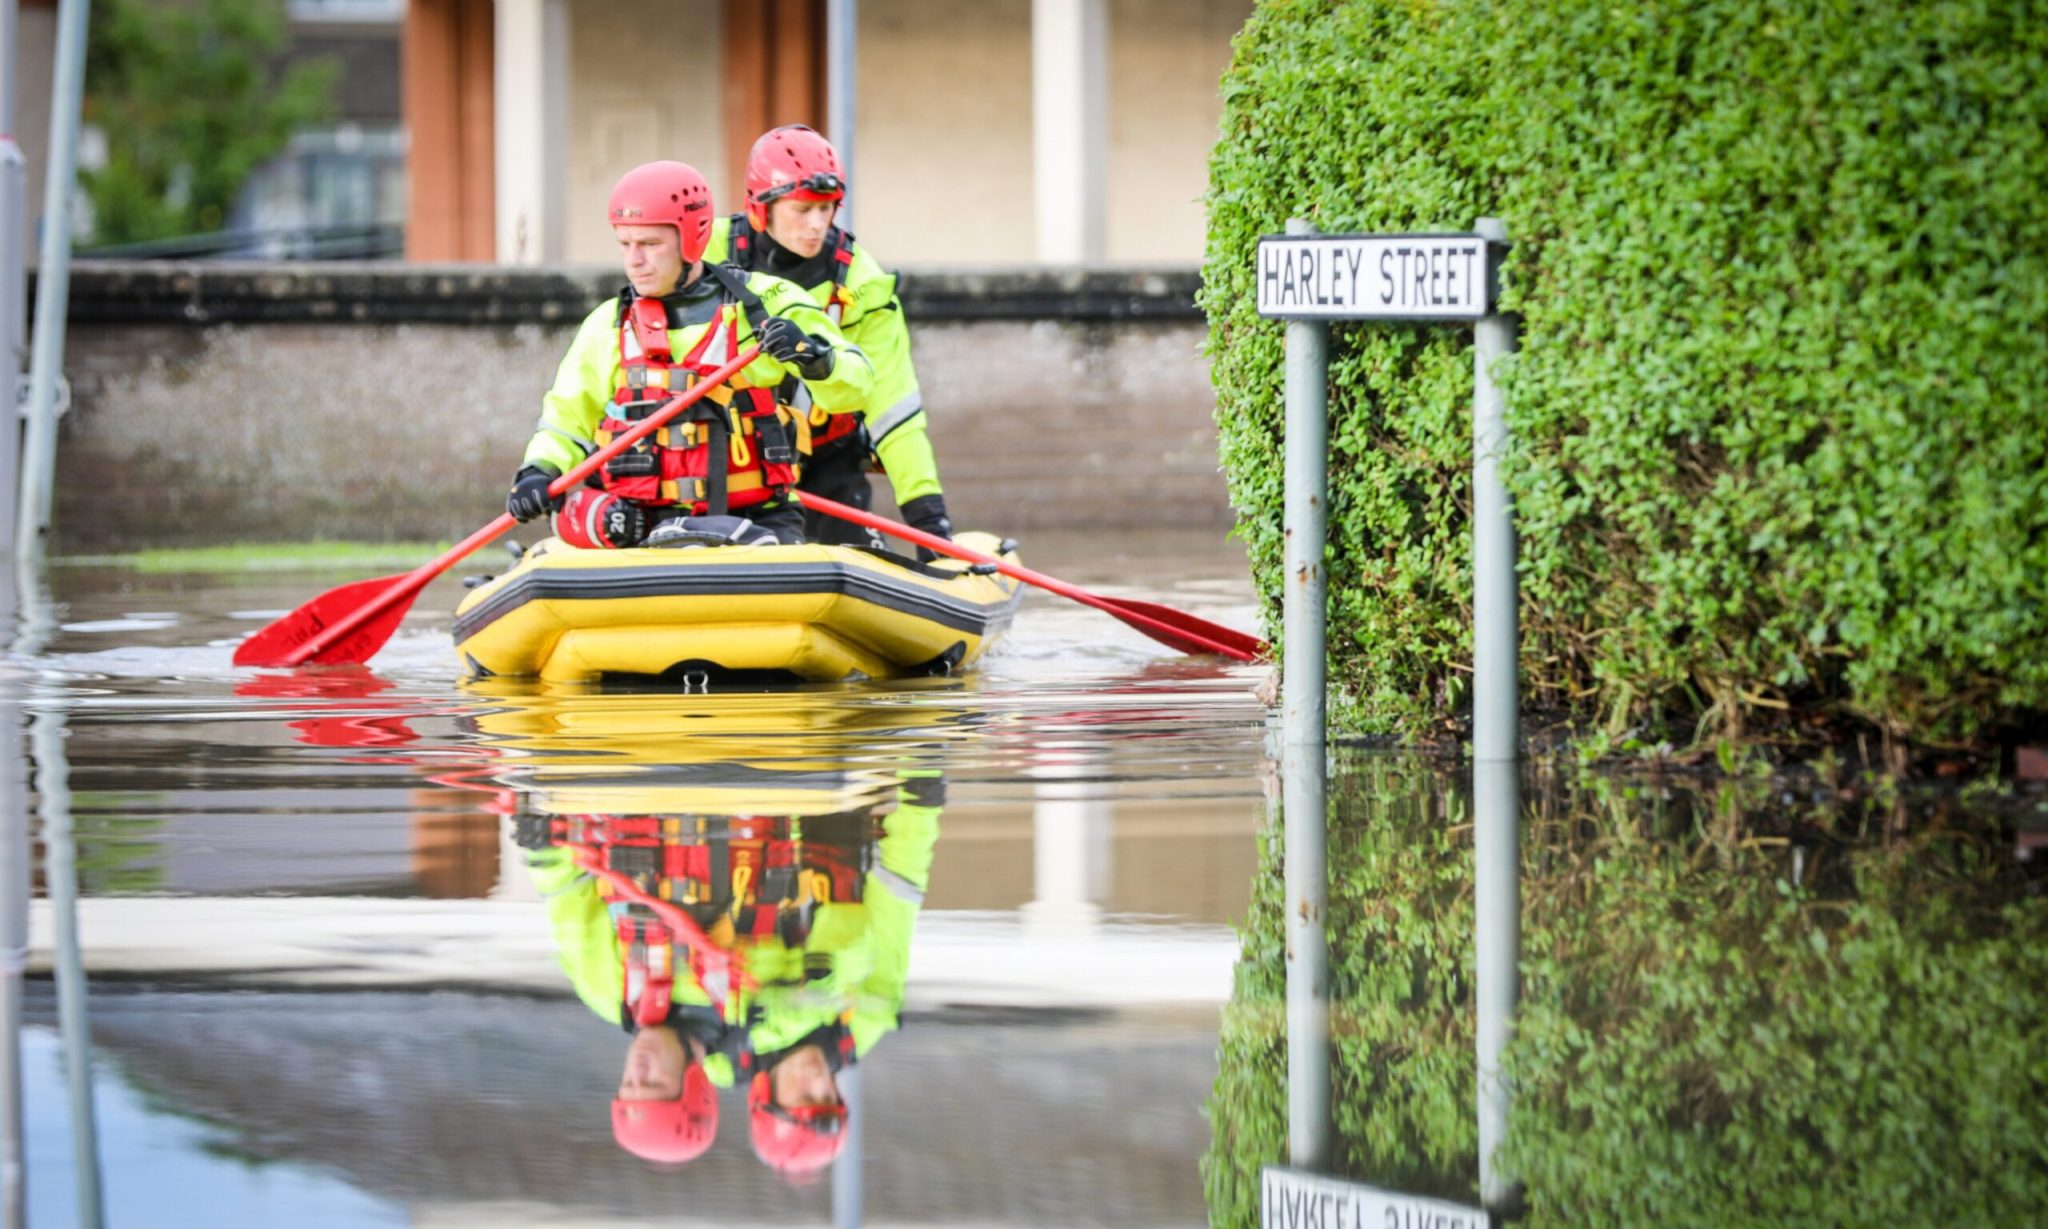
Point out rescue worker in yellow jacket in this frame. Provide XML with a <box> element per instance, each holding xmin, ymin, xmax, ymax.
<box><xmin>703</xmin><ymin>126</ymin><xmax>952</xmax><ymax>553</ymax></box>
<box><xmin>506</xmin><ymin>159</ymin><xmax>875</xmax><ymax>548</ymax></box>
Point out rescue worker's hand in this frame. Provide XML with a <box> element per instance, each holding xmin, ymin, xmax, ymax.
<box><xmin>899</xmin><ymin>493</ymin><xmax>953</xmax><ymax>563</ymax></box>
<box><xmin>506</xmin><ymin>464</ymin><xmax>563</xmax><ymax>522</ymax></box>
<box><xmin>603</xmin><ymin>448</ymin><xmax>659</xmax><ymax>482</ymax></box>
<box><xmin>758</xmin><ymin>316</ymin><xmax>836</xmax><ymax>381</ymax></box>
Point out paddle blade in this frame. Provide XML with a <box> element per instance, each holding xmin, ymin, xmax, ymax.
<box><xmin>232</xmin><ymin>573</ymin><xmax>421</xmax><ymax>667</ymax></box>
<box><xmin>1100</xmin><ymin>596</ymin><xmax>1268</xmax><ymax>661</ymax></box>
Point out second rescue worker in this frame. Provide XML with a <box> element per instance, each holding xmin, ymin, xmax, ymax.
<box><xmin>705</xmin><ymin>126</ymin><xmax>953</xmax><ymax>551</ymax></box>
<box><xmin>507</xmin><ymin>160</ymin><xmax>874</xmax><ymax>547</ymax></box>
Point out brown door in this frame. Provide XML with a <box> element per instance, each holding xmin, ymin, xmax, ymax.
<box><xmin>722</xmin><ymin>0</ymin><xmax>829</xmax><ymax>207</ymax></box>
<box><xmin>404</xmin><ymin>0</ymin><xmax>495</xmax><ymax>261</ymax></box>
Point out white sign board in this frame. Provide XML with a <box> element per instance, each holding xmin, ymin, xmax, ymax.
<box><xmin>1256</xmin><ymin>233</ymin><xmax>1492</xmax><ymax>321</ymax></box>
<box><xmin>1262</xmin><ymin>1167</ymin><xmax>1491</xmax><ymax>1229</ymax></box>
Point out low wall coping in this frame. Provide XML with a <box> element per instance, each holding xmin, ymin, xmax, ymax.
<box><xmin>48</xmin><ymin>261</ymin><xmax>1205</xmax><ymax>325</ymax></box>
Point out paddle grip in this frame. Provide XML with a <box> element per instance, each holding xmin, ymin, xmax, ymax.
<box><xmin>279</xmin><ymin>347</ymin><xmax>764</xmax><ymax>666</ymax></box>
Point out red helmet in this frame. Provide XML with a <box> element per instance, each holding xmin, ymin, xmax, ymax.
<box><xmin>747</xmin><ymin>1070</ymin><xmax>847</xmax><ymax>1180</ymax></box>
<box><xmin>609</xmin><ymin>161</ymin><xmax>715</xmax><ymax>264</ymax></box>
<box><xmin>743</xmin><ymin>125</ymin><xmax>846</xmax><ymax>230</ymax></box>
<box><xmin>612</xmin><ymin>1064</ymin><xmax>718</xmax><ymax>1165</ymax></box>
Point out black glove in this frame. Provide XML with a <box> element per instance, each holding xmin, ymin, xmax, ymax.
<box><xmin>898</xmin><ymin>493</ymin><xmax>953</xmax><ymax>563</ymax></box>
<box><xmin>506</xmin><ymin>464</ymin><xmax>562</xmax><ymax>522</ymax></box>
<box><xmin>758</xmin><ymin>316</ymin><xmax>836</xmax><ymax>381</ymax></box>
<box><xmin>603</xmin><ymin>447</ymin><xmax>659</xmax><ymax>483</ymax></box>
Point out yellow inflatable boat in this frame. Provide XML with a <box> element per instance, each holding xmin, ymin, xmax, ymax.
<box><xmin>451</xmin><ymin>531</ymin><xmax>1023</xmax><ymax>683</ymax></box>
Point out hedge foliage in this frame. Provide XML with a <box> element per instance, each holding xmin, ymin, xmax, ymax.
<box><xmin>1204</xmin><ymin>0</ymin><xmax>2048</xmax><ymax>743</ymax></box>
<box><xmin>1203</xmin><ymin>756</ymin><xmax>2048</xmax><ymax>1226</ymax></box>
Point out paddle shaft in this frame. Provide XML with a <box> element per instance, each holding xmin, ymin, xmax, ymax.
<box><xmin>793</xmin><ymin>491</ymin><xmax>1263</xmax><ymax>661</ymax></box>
<box><xmin>280</xmin><ymin>345</ymin><xmax>764</xmax><ymax>666</ymax></box>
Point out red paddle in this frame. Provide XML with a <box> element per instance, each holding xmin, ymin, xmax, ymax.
<box><xmin>793</xmin><ymin>492</ymin><xmax>1268</xmax><ymax>661</ymax></box>
<box><xmin>233</xmin><ymin>345</ymin><xmax>765</xmax><ymax>668</ymax></box>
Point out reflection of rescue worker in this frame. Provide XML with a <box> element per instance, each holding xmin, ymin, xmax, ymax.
<box><xmin>518</xmin><ymin>777</ymin><xmax>942</xmax><ymax>1177</ymax></box>
<box><xmin>703</xmin><ymin>127</ymin><xmax>951</xmax><ymax>554</ymax></box>
<box><xmin>506</xmin><ymin>159</ymin><xmax>875</xmax><ymax>549</ymax></box>
<box><xmin>731</xmin><ymin>776</ymin><xmax>940</xmax><ymax>1180</ymax></box>
<box><xmin>525</xmin><ymin>830</ymin><xmax>748</xmax><ymax>1165</ymax></box>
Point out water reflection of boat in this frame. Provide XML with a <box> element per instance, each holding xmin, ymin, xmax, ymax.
<box><xmin>450</xmin><ymin>533</ymin><xmax>1024</xmax><ymax>684</ymax></box>
<box><xmin>457</xmin><ymin>682</ymin><xmax>973</xmax><ymax>815</ymax></box>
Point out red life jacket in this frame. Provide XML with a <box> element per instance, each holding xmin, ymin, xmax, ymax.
<box><xmin>564</xmin><ymin>813</ymin><xmax>871</xmax><ymax>951</ymax></box>
<box><xmin>591</xmin><ymin>267</ymin><xmax>811</xmax><ymax>513</ymax></box>
<box><xmin>729</xmin><ymin>217</ymin><xmax>865</xmax><ymax>451</ymax></box>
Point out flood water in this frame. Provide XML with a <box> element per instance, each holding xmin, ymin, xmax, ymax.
<box><xmin>10</xmin><ymin>530</ymin><xmax>2046</xmax><ymax>1228</ymax></box>
<box><xmin>9</xmin><ymin>530</ymin><xmax>1271</xmax><ymax>1228</ymax></box>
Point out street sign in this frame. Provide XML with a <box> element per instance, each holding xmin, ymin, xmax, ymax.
<box><xmin>1256</xmin><ymin>233</ymin><xmax>1493</xmax><ymax>321</ymax></box>
<box><xmin>1262</xmin><ymin>1167</ymin><xmax>1491</xmax><ymax>1229</ymax></box>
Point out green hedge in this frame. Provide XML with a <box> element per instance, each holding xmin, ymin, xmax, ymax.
<box><xmin>1205</xmin><ymin>0</ymin><xmax>2048</xmax><ymax>743</ymax></box>
<box><xmin>1203</xmin><ymin>759</ymin><xmax>2048</xmax><ymax>1226</ymax></box>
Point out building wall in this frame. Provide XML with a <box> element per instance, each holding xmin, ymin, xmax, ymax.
<box><xmin>561</xmin><ymin>0</ymin><xmax>727</xmax><ymax>263</ymax></box>
<box><xmin>10</xmin><ymin>5</ymin><xmax>59</xmax><ymax>259</ymax></box>
<box><xmin>849</xmin><ymin>0</ymin><xmax>1247</xmax><ymax>265</ymax></box>
<box><xmin>1105</xmin><ymin>0</ymin><xmax>1245</xmax><ymax>263</ymax></box>
<box><xmin>852</xmin><ymin>0</ymin><xmax>1037</xmax><ymax>265</ymax></box>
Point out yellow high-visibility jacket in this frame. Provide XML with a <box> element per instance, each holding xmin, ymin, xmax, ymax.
<box><xmin>705</xmin><ymin>215</ymin><xmax>942</xmax><ymax>504</ymax></box>
<box><xmin>520</xmin><ymin>266</ymin><xmax>874</xmax><ymax>490</ymax></box>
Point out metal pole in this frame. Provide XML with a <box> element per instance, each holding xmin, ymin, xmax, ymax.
<box><xmin>1</xmin><ymin>0</ymin><xmax>16</xmax><ymax>134</ymax></box>
<box><xmin>1280</xmin><ymin>216</ymin><xmax>1330</xmax><ymax>1171</ymax></box>
<box><xmin>831</xmin><ymin>1063</ymin><xmax>863</xmax><ymax>1229</ymax></box>
<box><xmin>1471</xmin><ymin>216</ymin><xmax>1518</xmax><ymax>763</ymax></box>
<box><xmin>17</xmin><ymin>0</ymin><xmax>91</xmax><ymax>571</ymax></box>
<box><xmin>1470</xmin><ymin>215</ymin><xmax>1520</xmax><ymax>1211</ymax></box>
<box><xmin>0</xmin><ymin>665</ymin><xmax>27</xmax><ymax>1229</ymax></box>
<box><xmin>35</xmin><ymin>696</ymin><xmax>101</xmax><ymax>1227</ymax></box>
<box><xmin>0</xmin><ymin>137</ymin><xmax>23</xmax><ymax>600</ymax></box>
<box><xmin>1</xmin><ymin>0</ymin><xmax>26</xmax><ymax>578</ymax></box>
<box><xmin>826</xmin><ymin>0</ymin><xmax>857</xmax><ymax>234</ymax></box>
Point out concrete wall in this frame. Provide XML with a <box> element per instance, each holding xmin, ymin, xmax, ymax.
<box><xmin>562</xmin><ymin>0</ymin><xmax>728</xmax><ymax>264</ymax></box>
<box><xmin>46</xmin><ymin>262</ymin><xmax>1224</xmax><ymax>552</ymax></box>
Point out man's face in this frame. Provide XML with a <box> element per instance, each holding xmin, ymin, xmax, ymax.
<box><xmin>765</xmin><ymin>197</ymin><xmax>837</xmax><ymax>260</ymax></box>
<box><xmin>617</xmin><ymin>224</ymin><xmax>685</xmax><ymax>297</ymax></box>
<box><xmin>770</xmin><ymin>1042</ymin><xmax>841</xmax><ymax>1109</ymax></box>
<box><xmin>618</xmin><ymin>1026</ymin><xmax>687</xmax><ymax>1101</ymax></box>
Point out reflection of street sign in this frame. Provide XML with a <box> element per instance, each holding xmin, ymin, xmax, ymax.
<box><xmin>1262</xmin><ymin>1167</ymin><xmax>1490</xmax><ymax>1229</ymax></box>
<box><xmin>1256</xmin><ymin>233</ymin><xmax>1494</xmax><ymax>320</ymax></box>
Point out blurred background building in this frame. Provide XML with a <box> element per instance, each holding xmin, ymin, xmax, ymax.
<box><xmin>9</xmin><ymin>0</ymin><xmax>1250</xmax><ymax>266</ymax></box>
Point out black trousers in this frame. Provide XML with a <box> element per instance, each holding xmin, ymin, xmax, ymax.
<box><xmin>798</xmin><ymin>437</ymin><xmax>880</xmax><ymax>546</ymax></box>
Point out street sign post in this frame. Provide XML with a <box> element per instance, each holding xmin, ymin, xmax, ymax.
<box><xmin>1257</xmin><ymin>220</ymin><xmax>1520</xmax><ymax>1215</ymax></box>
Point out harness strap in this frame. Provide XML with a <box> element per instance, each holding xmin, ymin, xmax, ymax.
<box><xmin>705</xmin><ymin>261</ymin><xmax>774</xmax><ymax>338</ymax></box>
